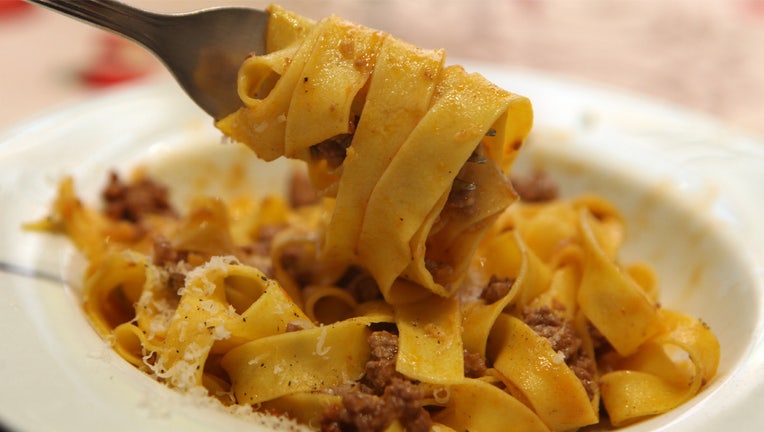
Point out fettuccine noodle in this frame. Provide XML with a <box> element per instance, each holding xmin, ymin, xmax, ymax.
<box><xmin>33</xmin><ymin>5</ymin><xmax>719</xmax><ymax>432</ymax></box>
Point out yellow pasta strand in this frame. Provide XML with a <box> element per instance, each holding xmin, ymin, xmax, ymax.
<box><xmin>600</xmin><ymin>309</ymin><xmax>720</xmax><ymax>426</ymax></box>
<box><xmin>395</xmin><ymin>295</ymin><xmax>463</xmax><ymax>384</ymax></box>
<box><xmin>358</xmin><ymin>65</ymin><xmax>519</xmax><ymax>296</ymax></box>
<box><xmin>264</xmin><ymin>4</ymin><xmax>316</xmax><ymax>53</ymax></box>
<box><xmin>221</xmin><ymin>318</ymin><xmax>371</xmax><ymax>404</ymax></box>
<box><xmin>488</xmin><ymin>314</ymin><xmax>598</xmax><ymax>430</ymax></box>
<box><xmin>578</xmin><ymin>209</ymin><xmax>662</xmax><ymax>356</ymax></box>
<box><xmin>323</xmin><ymin>37</ymin><xmax>445</xmax><ymax>264</ymax></box>
<box><xmin>83</xmin><ymin>249</ymin><xmax>147</xmax><ymax>338</ymax></box>
<box><xmin>432</xmin><ymin>378</ymin><xmax>550</xmax><ymax>432</ymax></box>
<box><xmin>462</xmin><ymin>229</ymin><xmax>551</xmax><ymax>357</ymax></box>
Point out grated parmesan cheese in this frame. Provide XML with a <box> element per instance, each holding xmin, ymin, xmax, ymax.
<box><xmin>181</xmin><ymin>255</ymin><xmax>240</xmax><ymax>296</ymax></box>
<box><xmin>314</xmin><ymin>326</ymin><xmax>331</xmax><ymax>357</ymax></box>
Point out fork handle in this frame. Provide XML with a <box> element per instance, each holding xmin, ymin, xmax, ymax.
<box><xmin>26</xmin><ymin>0</ymin><xmax>162</xmax><ymax>50</ymax></box>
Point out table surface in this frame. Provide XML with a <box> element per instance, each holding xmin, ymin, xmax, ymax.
<box><xmin>2</xmin><ymin>0</ymin><xmax>763</xmax><ymax>139</ymax></box>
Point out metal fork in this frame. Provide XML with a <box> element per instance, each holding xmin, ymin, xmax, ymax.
<box><xmin>27</xmin><ymin>0</ymin><xmax>269</xmax><ymax>120</ymax></box>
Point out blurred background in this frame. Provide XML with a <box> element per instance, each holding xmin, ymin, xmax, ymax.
<box><xmin>2</xmin><ymin>0</ymin><xmax>763</xmax><ymax>137</ymax></box>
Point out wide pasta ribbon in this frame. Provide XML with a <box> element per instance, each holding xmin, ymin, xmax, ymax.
<box><xmin>221</xmin><ymin>317</ymin><xmax>372</xmax><ymax>404</ymax></box>
<box><xmin>216</xmin><ymin>6</ymin><xmax>533</xmax><ymax>302</ymax></box>
<box><xmin>487</xmin><ymin>314</ymin><xmax>598</xmax><ymax>431</ymax></box>
<box><xmin>431</xmin><ymin>378</ymin><xmax>550</xmax><ymax>432</ymax></box>
<box><xmin>462</xmin><ymin>229</ymin><xmax>552</xmax><ymax>357</ymax></box>
<box><xmin>395</xmin><ymin>295</ymin><xmax>464</xmax><ymax>384</ymax></box>
<box><xmin>599</xmin><ymin>309</ymin><xmax>720</xmax><ymax>426</ymax></box>
<box><xmin>577</xmin><ymin>208</ymin><xmax>662</xmax><ymax>356</ymax></box>
<box><xmin>146</xmin><ymin>257</ymin><xmax>311</xmax><ymax>389</ymax></box>
<box><xmin>323</xmin><ymin>35</ymin><xmax>445</xmax><ymax>266</ymax></box>
<box><xmin>83</xmin><ymin>249</ymin><xmax>149</xmax><ymax>339</ymax></box>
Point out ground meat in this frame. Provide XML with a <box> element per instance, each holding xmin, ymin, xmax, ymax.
<box><xmin>102</xmin><ymin>171</ymin><xmax>176</xmax><ymax>222</ymax></box>
<box><xmin>511</xmin><ymin>171</ymin><xmax>559</xmax><ymax>202</ymax></box>
<box><xmin>368</xmin><ymin>331</ymin><xmax>398</xmax><ymax>362</ymax></box>
<box><xmin>363</xmin><ymin>331</ymin><xmax>401</xmax><ymax>392</ymax></box>
<box><xmin>310</xmin><ymin>118</ymin><xmax>356</xmax><ymax>169</ymax></box>
<box><xmin>569</xmin><ymin>354</ymin><xmax>597</xmax><ymax>400</ymax></box>
<box><xmin>480</xmin><ymin>276</ymin><xmax>514</xmax><ymax>304</ymax></box>
<box><xmin>288</xmin><ymin>169</ymin><xmax>319</xmax><ymax>207</ymax></box>
<box><xmin>463</xmin><ymin>350</ymin><xmax>488</xmax><ymax>378</ymax></box>
<box><xmin>151</xmin><ymin>236</ymin><xmax>189</xmax><ymax>291</ymax></box>
<box><xmin>311</xmin><ymin>135</ymin><xmax>352</xmax><ymax>168</ymax></box>
<box><xmin>381</xmin><ymin>379</ymin><xmax>431</xmax><ymax>432</ymax></box>
<box><xmin>424</xmin><ymin>258</ymin><xmax>454</xmax><ymax>285</ymax></box>
<box><xmin>322</xmin><ymin>391</ymin><xmax>388</xmax><ymax>432</ymax></box>
<box><xmin>321</xmin><ymin>331</ymin><xmax>432</xmax><ymax>432</ymax></box>
<box><xmin>322</xmin><ymin>379</ymin><xmax>431</xmax><ymax>432</ymax></box>
<box><xmin>522</xmin><ymin>305</ymin><xmax>598</xmax><ymax>399</ymax></box>
<box><xmin>523</xmin><ymin>305</ymin><xmax>581</xmax><ymax>359</ymax></box>
<box><xmin>166</xmin><ymin>271</ymin><xmax>186</xmax><ymax>293</ymax></box>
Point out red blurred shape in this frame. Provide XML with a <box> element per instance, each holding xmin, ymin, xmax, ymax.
<box><xmin>0</xmin><ymin>0</ymin><xmax>32</xmax><ymax>17</ymax></box>
<box><xmin>80</xmin><ymin>34</ymin><xmax>156</xmax><ymax>87</ymax></box>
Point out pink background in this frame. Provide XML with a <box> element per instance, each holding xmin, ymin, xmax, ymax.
<box><xmin>2</xmin><ymin>0</ymin><xmax>763</xmax><ymax>138</ymax></box>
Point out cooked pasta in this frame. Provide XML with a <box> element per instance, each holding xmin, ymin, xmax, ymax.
<box><xmin>32</xmin><ymin>5</ymin><xmax>719</xmax><ymax>432</ymax></box>
<box><xmin>216</xmin><ymin>5</ymin><xmax>532</xmax><ymax>304</ymax></box>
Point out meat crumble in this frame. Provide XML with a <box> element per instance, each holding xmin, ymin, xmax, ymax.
<box><xmin>321</xmin><ymin>331</ymin><xmax>432</xmax><ymax>432</ymax></box>
<box><xmin>463</xmin><ymin>350</ymin><xmax>488</xmax><ymax>378</ymax></box>
<box><xmin>523</xmin><ymin>305</ymin><xmax>597</xmax><ymax>399</ymax></box>
<box><xmin>102</xmin><ymin>171</ymin><xmax>176</xmax><ymax>222</ymax></box>
<box><xmin>480</xmin><ymin>275</ymin><xmax>514</xmax><ymax>304</ymax></box>
<box><xmin>310</xmin><ymin>118</ymin><xmax>357</xmax><ymax>169</ymax></box>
